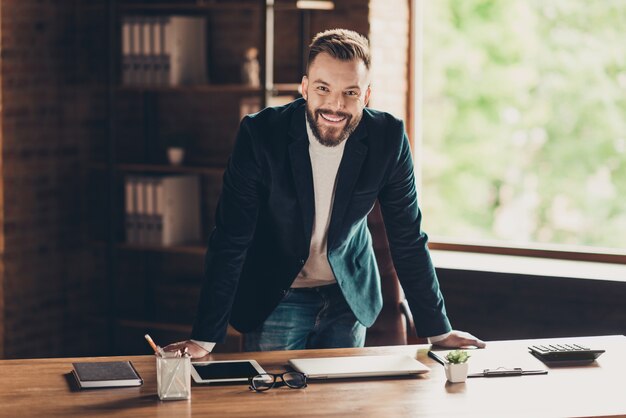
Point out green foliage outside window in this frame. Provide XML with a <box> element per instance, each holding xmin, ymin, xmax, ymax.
<box><xmin>421</xmin><ymin>0</ymin><xmax>626</xmax><ymax>248</ymax></box>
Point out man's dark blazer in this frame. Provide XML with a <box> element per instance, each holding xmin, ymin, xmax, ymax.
<box><xmin>191</xmin><ymin>98</ymin><xmax>451</xmax><ymax>343</ymax></box>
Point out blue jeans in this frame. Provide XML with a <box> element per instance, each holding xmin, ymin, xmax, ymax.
<box><xmin>243</xmin><ymin>284</ymin><xmax>366</xmax><ymax>351</ymax></box>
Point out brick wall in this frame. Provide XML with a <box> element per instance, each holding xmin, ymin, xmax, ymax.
<box><xmin>368</xmin><ymin>0</ymin><xmax>410</xmax><ymax>120</ymax></box>
<box><xmin>0</xmin><ymin>1</ymin><xmax>108</xmax><ymax>358</ymax></box>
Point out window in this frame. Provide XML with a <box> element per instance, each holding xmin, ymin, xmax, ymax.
<box><xmin>415</xmin><ymin>0</ymin><xmax>626</xmax><ymax>256</ymax></box>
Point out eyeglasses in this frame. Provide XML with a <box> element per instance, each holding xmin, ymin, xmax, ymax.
<box><xmin>248</xmin><ymin>372</ymin><xmax>308</xmax><ymax>392</ymax></box>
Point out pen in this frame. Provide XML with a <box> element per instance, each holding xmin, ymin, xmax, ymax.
<box><xmin>428</xmin><ymin>351</ymin><xmax>447</xmax><ymax>366</ymax></box>
<box><xmin>468</xmin><ymin>368</ymin><xmax>548</xmax><ymax>378</ymax></box>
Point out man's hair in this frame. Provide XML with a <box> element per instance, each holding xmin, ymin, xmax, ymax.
<box><xmin>307</xmin><ymin>29</ymin><xmax>371</xmax><ymax>73</ymax></box>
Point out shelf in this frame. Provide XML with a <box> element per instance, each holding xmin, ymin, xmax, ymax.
<box><xmin>120</xmin><ymin>0</ymin><xmax>335</xmax><ymax>13</ymax></box>
<box><xmin>91</xmin><ymin>162</ymin><xmax>225</xmax><ymax>175</ymax></box>
<box><xmin>117</xmin><ymin>84</ymin><xmax>263</xmax><ymax>94</ymax></box>
<box><xmin>86</xmin><ymin>314</ymin><xmax>192</xmax><ymax>335</ymax></box>
<box><xmin>118</xmin><ymin>163</ymin><xmax>225</xmax><ymax>175</ymax></box>
<box><xmin>275</xmin><ymin>1</ymin><xmax>335</xmax><ymax>11</ymax></box>
<box><xmin>117</xmin><ymin>318</ymin><xmax>242</xmax><ymax>339</ymax></box>
<box><xmin>120</xmin><ymin>1</ymin><xmax>262</xmax><ymax>13</ymax></box>
<box><xmin>117</xmin><ymin>242</ymin><xmax>207</xmax><ymax>255</ymax></box>
<box><xmin>115</xmin><ymin>318</ymin><xmax>243</xmax><ymax>352</ymax></box>
<box><xmin>93</xmin><ymin>241</ymin><xmax>207</xmax><ymax>256</ymax></box>
<box><xmin>117</xmin><ymin>317</ymin><xmax>193</xmax><ymax>334</ymax></box>
<box><xmin>272</xmin><ymin>83</ymin><xmax>302</xmax><ymax>95</ymax></box>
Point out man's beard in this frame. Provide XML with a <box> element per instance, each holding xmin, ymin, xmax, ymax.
<box><xmin>306</xmin><ymin>105</ymin><xmax>360</xmax><ymax>147</ymax></box>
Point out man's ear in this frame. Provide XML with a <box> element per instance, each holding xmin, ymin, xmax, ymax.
<box><xmin>301</xmin><ymin>75</ymin><xmax>308</xmax><ymax>101</ymax></box>
<box><xmin>364</xmin><ymin>85</ymin><xmax>372</xmax><ymax>106</ymax></box>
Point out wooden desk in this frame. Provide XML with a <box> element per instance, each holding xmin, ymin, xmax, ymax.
<box><xmin>1</xmin><ymin>335</ymin><xmax>624</xmax><ymax>417</ymax></box>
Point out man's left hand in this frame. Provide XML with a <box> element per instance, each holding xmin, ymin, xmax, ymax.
<box><xmin>433</xmin><ymin>330</ymin><xmax>486</xmax><ymax>349</ymax></box>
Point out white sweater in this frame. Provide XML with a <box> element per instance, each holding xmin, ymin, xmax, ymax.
<box><xmin>290</xmin><ymin>117</ymin><xmax>347</xmax><ymax>288</ymax></box>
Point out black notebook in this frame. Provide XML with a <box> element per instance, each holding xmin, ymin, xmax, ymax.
<box><xmin>72</xmin><ymin>361</ymin><xmax>143</xmax><ymax>389</ymax></box>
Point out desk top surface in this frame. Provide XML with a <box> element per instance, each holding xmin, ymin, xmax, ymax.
<box><xmin>1</xmin><ymin>335</ymin><xmax>625</xmax><ymax>418</ymax></box>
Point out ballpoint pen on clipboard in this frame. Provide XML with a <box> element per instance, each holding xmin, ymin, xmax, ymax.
<box><xmin>468</xmin><ymin>367</ymin><xmax>547</xmax><ymax>378</ymax></box>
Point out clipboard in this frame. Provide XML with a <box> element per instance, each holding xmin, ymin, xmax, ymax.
<box><xmin>428</xmin><ymin>351</ymin><xmax>548</xmax><ymax>378</ymax></box>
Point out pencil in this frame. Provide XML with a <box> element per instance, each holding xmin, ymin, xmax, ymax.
<box><xmin>144</xmin><ymin>334</ymin><xmax>159</xmax><ymax>354</ymax></box>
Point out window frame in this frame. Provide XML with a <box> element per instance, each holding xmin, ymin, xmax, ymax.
<box><xmin>408</xmin><ymin>0</ymin><xmax>626</xmax><ymax>266</ymax></box>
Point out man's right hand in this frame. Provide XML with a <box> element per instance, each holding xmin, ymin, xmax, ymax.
<box><xmin>163</xmin><ymin>340</ymin><xmax>211</xmax><ymax>359</ymax></box>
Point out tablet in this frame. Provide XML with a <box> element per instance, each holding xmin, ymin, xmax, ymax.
<box><xmin>191</xmin><ymin>360</ymin><xmax>266</xmax><ymax>384</ymax></box>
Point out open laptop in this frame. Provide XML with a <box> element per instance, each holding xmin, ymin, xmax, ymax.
<box><xmin>288</xmin><ymin>354</ymin><xmax>430</xmax><ymax>380</ymax></box>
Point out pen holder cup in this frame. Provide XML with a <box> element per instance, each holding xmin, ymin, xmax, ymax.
<box><xmin>445</xmin><ymin>363</ymin><xmax>469</xmax><ymax>383</ymax></box>
<box><xmin>156</xmin><ymin>353</ymin><xmax>191</xmax><ymax>400</ymax></box>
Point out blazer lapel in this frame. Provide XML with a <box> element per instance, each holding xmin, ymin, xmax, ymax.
<box><xmin>288</xmin><ymin>106</ymin><xmax>315</xmax><ymax>246</ymax></box>
<box><xmin>327</xmin><ymin>119</ymin><xmax>368</xmax><ymax>250</ymax></box>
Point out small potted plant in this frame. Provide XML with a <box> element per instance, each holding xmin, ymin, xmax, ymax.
<box><xmin>444</xmin><ymin>349</ymin><xmax>471</xmax><ymax>383</ymax></box>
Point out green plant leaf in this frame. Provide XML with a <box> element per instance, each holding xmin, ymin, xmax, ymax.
<box><xmin>445</xmin><ymin>349</ymin><xmax>471</xmax><ymax>364</ymax></box>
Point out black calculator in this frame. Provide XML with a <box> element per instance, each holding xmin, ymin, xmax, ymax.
<box><xmin>528</xmin><ymin>343</ymin><xmax>605</xmax><ymax>365</ymax></box>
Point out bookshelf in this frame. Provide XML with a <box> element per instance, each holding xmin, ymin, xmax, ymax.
<box><xmin>99</xmin><ymin>0</ymin><xmax>270</xmax><ymax>355</ymax></box>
